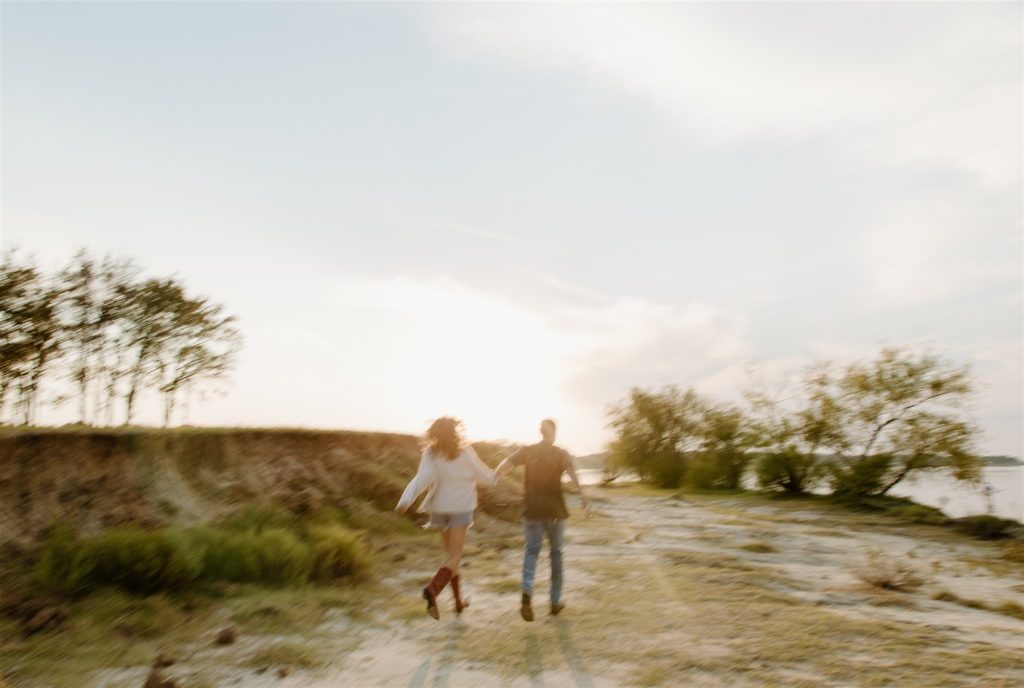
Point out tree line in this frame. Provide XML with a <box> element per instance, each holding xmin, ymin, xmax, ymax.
<box><xmin>606</xmin><ymin>347</ymin><xmax>981</xmax><ymax>500</ymax></box>
<box><xmin>0</xmin><ymin>249</ymin><xmax>242</xmax><ymax>427</ymax></box>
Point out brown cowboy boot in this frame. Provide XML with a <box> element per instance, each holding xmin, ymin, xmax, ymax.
<box><xmin>423</xmin><ymin>567</ymin><xmax>452</xmax><ymax>620</ymax></box>
<box><xmin>451</xmin><ymin>575</ymin><xmax>470</xmax><ymax>614</ymax></box>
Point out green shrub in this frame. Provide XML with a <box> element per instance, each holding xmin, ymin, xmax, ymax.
<box><xmin>687</xmin><ymin>450</ymin><xmax>751</xmax><ymax>490</ymax></box>
<box><xmin>828</xmin><ymin>454</ymin><xmax>893</xmax><ymax>500</ymax></box>
<box><xmin>755</xmin><ymin>449</ymin><xmax>822</xmax><ymax>494</ymax></box>
<box><xmin>34</xmin><ymin>520</ymin><xmax>367</xmax><ymax>597</ymax></box>
<box><xmin>953</xmin><ymin>515</ymin><xmax>1018</xmax><ymax>540</ymax></box>
<box><xmin>308</xmin><ymin>525</ymin><xmax>368</xmax><ymax>581</ymax></box>
<box><xmin>887</xmin><ymin>503</ymin><xmax>950</xmax><ymax>525</ymax></box>
<box><xmin>81</xmin><ymin>528</ymin><xmax>202</xmax><ymax>594</ymax></box>
<box><xmin>36</xmin><ymin>527</ymin><xmax>201</xmax><ymax>595</ymax></box>
<box><xmin>34</xmin><ymin>523</ymin><xmax>88</xmax><ymax>594</ymax></box>
<box><xmin>196</xmin><ymin>527</ymin><xmax>310</xmax><ymax>585</ymax></box>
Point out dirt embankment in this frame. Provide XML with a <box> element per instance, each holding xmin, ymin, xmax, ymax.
<box><xmin>0</xmin><ymin>428</ymin><xmax>520</xmax><ymax>548</ymax></box>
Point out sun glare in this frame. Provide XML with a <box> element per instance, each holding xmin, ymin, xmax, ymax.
<box><xmin>333</xmin><ymin>277</ymin><xmax>569</xmax><ymax>444</ymax></box>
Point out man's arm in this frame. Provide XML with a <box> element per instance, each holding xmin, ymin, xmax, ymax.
<box><xmin>564</xmin><ymin>454</ymin><xmax>590</xmax><ymax>517</ymax></box>
<box><xmin>494</xmin><ymin>447</ymin><xmax>522</xmax><ymax>480</ymax></box>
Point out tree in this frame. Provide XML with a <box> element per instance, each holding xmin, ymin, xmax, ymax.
<box><xmin>57</xmin><ymin>250</ymin><xmax>106</xmax><ymax>424</ymax></box>
<box><xmin>827</xmin><ymin>348</ymin><xmax>980</xmax><ymax>498</ymax></box>
<box><xmin>746</xmin><ymin>364</ymin><xmax>843</xmax><ymax>494</ymax></box>
<box><xmin>156</xmin><ymin>295</ymin><xmax>241</xmax><ymax>426</ymax></box>
<box><xmin>0</xmin><ymin>251</ymin><xmax>40</xmax><ymax>423</ymax></box>
<box><xmin>607</xmin><ymin>386</ymin><xmax>707</xmax><ymax>488</ymax></box>
<box><xmin>0</xmin><ymin>252</ymin><xmax>63</xmax><ymax>425</ymax></box>
<box><xmin>0</xmin><ymin>247</ymin><xmax>241</xmax><ymax>426</ymax></box>
<box><xmin>688</xmin><ymin>402</ymin><xmax>753</xmax><ymax>490</ymax></box>
<box><xmin>92</xmin><ymin>256</ymin><xmax>141</xmax><ymax>425</ymax></box>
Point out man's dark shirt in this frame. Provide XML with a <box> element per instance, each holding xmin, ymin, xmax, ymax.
<box><xmin>509</xmin><ymin>441</ymin><xmax>573</xmax><ymax>520</ymax></box>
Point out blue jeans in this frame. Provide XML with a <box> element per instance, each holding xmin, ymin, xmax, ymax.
<box><xmin>521</xmin><ymin>518</ymin><xmax>565</xmax><ymax>604</ymax></box>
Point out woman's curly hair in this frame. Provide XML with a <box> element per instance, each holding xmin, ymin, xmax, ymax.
<box><xmin>425</xmin><ymin>417</ymin><xmax>464</xmax><ymax>461</ymax></box>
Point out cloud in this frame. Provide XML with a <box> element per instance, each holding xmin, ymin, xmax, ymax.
<box><xmin>430</xmin><ymin>3</ymin><xmax>1021</xmax><ymax>189</ymax></box>
<box><xmin>428</xmin><ymin>3</ymin><xmax>1022</xmax><ymax>308</ymax></box>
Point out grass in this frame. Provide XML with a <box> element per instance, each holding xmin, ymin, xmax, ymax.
<box><xmin>457</xmin><ymin>543</ymin><xmax>1021</xmax><ymax>688</ymax></box>
<box><xmin>932</xmin><ymin>590</ymin><xmax>1024</xmax><ymax>621</ymax></box>
<box><xmin>33</xmin><ymin>513</ymin><xmax>369</xmax><ymax>596</ymax></box>
<box><xmin>244</xmin><ymin>641</ymin><xmax>323</xmax><ymax>669</ymax></box>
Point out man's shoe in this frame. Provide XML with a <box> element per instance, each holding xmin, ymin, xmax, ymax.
<box><xmin>520</xmin><ymin>593</ymin><xmax>534</xmax><ymax>622</ymax></box>
<box><xmin>550</xmin><ymin>602</ymin><xmax>565</xmax><ymax>616</ymax></box>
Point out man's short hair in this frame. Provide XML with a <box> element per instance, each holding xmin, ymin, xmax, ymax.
<box><xmin>541</xmin><ymin>418</ymin><xmax>557</xmax><ymax>432</ymax></box>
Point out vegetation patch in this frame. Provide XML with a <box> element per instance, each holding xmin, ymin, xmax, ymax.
<box><xmin>952</xmin><ymin>515</ymin><xmax>1020</xmax><ymax>540</ymax></box>
<box><xmin>33</xmin><ymin>517</ymin><xmax>369</xmax><ymax>597</ymax></box>
<box><xmin>854</xmin><ymin>548</ymin><xmax>928</xmax><ymax>592</ymax></box>
<box><xmin>244</xmin><ymin>641</ymin><xmax>323</xmax><ymax>669</ymax></box>
<box><xmin>931</xmin><ymin>590</ymin><xmax>1024</xmax><ymax>620</ymax></box>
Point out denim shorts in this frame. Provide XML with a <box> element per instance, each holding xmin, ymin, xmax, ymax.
<box><xmin>427</xmin><ymin>511</ymin><xmax>474</xmax><ymax>529</ymax></box>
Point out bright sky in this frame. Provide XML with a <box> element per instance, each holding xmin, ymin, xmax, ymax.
<box><xmin>2</xmin><ymin>2</ymin><xmax>1021</xmax><ymax>456</ymax></box>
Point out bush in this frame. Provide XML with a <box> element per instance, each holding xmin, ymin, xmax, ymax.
<box><xmin>828</xmin><ymin>454</ymin><xmax>893</xmax><ymax>500</ymax></box>
<box><xmin>36</xmin><ymin>526</ymin><xmax>201</xmax><ymax>595</ymax></box>
<box><xmin>308</xmin><ymin>525</ymin><xmax>369</xmax><ymax>581</ymax></box>
<box><xmin>34</xmin><ymin>520</ymin><xmax>367</xmax><ymax>596</ymax></box>
<box><xmin>755</xmin><ymin>449</ymin><xmax>822</xmax><ymax>494</ymax></box>
<box><xmin>79</xmin><ymin>528</ymin><xmax>203</xmax><ymax>594</ymax></box>
<box><xmin>194</xmin><ymin>527</ymin><xmax>310</xmax><ymax>585</ymax></box>
<box><xmin>886</xmin><ymin>503</ymin><xmax>949</xmax><ymax>526</ymax></box>
<box><xmin>854</xmin><ymin>548</ymin><xmax>928</xmax><ymax>591</ymax></box>
<box><xmin>953</xmin><ymin>515</ymin><xmax>1019</xmax><ymax>540</ymax></box>
<box><xmin>687</xmin><ymin>450</ymin><xmax>752</xmax><ymax>490</ymax></box>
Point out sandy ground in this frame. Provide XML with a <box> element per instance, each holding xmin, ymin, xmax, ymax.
<box><xmin>11</xmin><ymin>487</ymin><xmax>1024</xmax><ymax>688</ymax></box>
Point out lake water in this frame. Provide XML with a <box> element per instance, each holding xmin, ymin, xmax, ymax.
<box><xmin>575</xmin><ymin>465</ymin><xmax>1024</xmax><ymax>522</ymax></box>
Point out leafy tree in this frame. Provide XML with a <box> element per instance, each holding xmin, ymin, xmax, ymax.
<box><xmin>0</xmin><ymin>252</ymin><xmax>63</xmax><ymax>424</ymax></box>
<box><xmin>1</xmin><ymin>247</ymin><xmax>241</xmax><ymax>426</ymax></box>
<box><xmin>156</xmin><ymin>294</ymin><xmax>241</xmax><ymax>426</ymax></box>
<box><xmin>827</xmin><ymin>348</ymin><xmax>980</xmax><ymax>498</ymax></box>
<box><xmin>57</xmin><ymin>250</ymin><xmax>107</xmax><ymax>424</ymax></box>
<box><xmin>688</xmin><ymin>402</ymin><xmax>752</xmax><ymax>490</ymax></box>
<box><xmin>606</xmin><ymin>386</ymin><xmax>708</xmax><ymax>488</ymax></box>
<box><xmin>746</xmin><ymin>364</ymin><xmax>843</xmax><ymax>494</ymax></box>
<box><xmin>0</xmin><ymin>251</ymin><xmax>40</xmax><ymax>423</ymax></box>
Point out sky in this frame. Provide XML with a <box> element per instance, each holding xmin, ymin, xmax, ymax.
<box><xmin>1</xmin><ymin>1</ymin><xmax>1021</xmax><ymax>456</ymax></box>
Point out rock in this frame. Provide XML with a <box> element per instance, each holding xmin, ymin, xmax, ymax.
<box><xmin>143</xmin><ymin>669</ymin><xmax>177</xmax><ymax>688</ymax></box>
<box><xmin>215</xmin><ymin>627</ymin><xmax>237</xmax><ymax>645</ymax></box>
<box><xmin>22</xmin><ymin>606</ymin><xmax>68</xmax><ymax>635</ymax></box>
<box><xmin>153</xmin><ymin>652</ymin><xmax>176</xmax><ymax>668</ymax></box>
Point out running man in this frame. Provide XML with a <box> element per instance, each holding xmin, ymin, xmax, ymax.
<box><xmin>495</xmin><ymin>418</ymin><xmax>590</xmax><ymax>621</ymax></box>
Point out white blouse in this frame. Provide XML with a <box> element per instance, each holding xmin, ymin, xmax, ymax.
<box><xmin>396</xmin><ymin>446</ymin><xmax>497</xmax><ymax>513</ymax></box>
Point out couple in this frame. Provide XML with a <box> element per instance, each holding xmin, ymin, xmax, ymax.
<box><xmin>395</xmin><ymin>417</ymin><xmax>590</xmax><ymax>622</ymax></box>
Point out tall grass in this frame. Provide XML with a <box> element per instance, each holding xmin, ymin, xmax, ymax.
<box><xmin>34</xmin><ymin>513</ymin><xmax>369</xmax><ymax>596</ymax></box>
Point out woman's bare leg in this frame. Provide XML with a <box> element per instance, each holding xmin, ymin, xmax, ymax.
<box><xmin>442</xmin><ymin>525</ymin><xmax>468</xmax><ymax>576</ymax></box>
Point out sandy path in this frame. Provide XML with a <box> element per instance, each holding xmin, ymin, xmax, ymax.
<box><xmin>77</xmin><ymin>489</ymin><xmax>1023</xmax><ymax>688</ymax></box>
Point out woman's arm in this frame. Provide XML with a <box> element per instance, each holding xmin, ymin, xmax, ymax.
<box><xmin>396</xmin><ymin>451</ymin><xmax>436</xmax><ymax>511</ymax></box>
<box><xmin>465</xmin><ymin>445</ymin><xmax>497</xmax><ymax>486</ymax></box>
